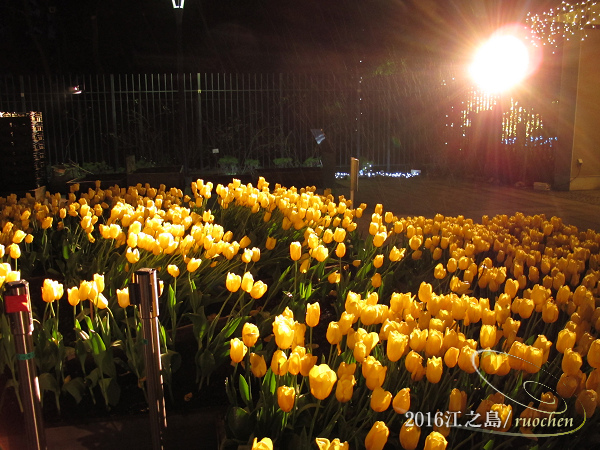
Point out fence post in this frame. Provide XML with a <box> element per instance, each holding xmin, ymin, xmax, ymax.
<box><xmin>110</xmin><ymin>74</ymin><xmax>119</xmax><ymax>171</ymax></box>
<box><xmin>4</xmin><ymin>280</ymin><xmax>47</xmax><ymax>450</ymax></box>
<box><xmin>129</xmin><ymin>268</ymin><xmax>167</xmax><ymax>450</ymax></box>
<box><xmin>350</xmin><ymin>157</ymin><xmax>359</xmax><ymax>206</ymax></box>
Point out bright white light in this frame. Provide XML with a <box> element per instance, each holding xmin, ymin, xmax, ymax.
<box><xmin>469</xmin><ymin>34</ymin><xmax>530</xmax><ymax>93</ymax></box>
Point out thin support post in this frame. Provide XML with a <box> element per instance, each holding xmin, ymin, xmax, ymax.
<box><xmin>130</xmin><ymin>269</ymin><xmax>167</xmax><ymax>450</ymax></box>
<box><xmin>4</xmin><ymin>280</ymin><xmax>47</xmax><ymax>450</ymax></box>
<box><xmin>350</xmin><ymin>157</ymin><xmax>359</xmax><ymax>207</ymax></box>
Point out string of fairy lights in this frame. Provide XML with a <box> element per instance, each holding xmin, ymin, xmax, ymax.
<box><xmin>527</xmin><ymin>1</ymin><xmax>600</xmax><ymax>46</ymax></box>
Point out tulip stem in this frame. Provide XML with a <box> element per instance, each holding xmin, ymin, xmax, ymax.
<box><xmin>308</xmin><ymin>398</ymin><xmax>321</xmax><ymax>439</ymax></box>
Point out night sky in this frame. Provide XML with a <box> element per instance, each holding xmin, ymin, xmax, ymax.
<box><xmin>0</xmin><ymin>0</ymin><xmax>561</xmax><ymax>75</ymax></box>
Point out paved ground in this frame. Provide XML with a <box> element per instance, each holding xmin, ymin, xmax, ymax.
<box><xmin>1</xmin><ymin>176</ymin><xmax>598</xmax><ymax>450</ymax></box>
<box><xmin>334</xmin><ymin>176</ymin><xmax>600</xmax><ymax>232</ymax></box>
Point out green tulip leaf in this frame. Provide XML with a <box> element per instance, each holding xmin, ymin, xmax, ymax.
<box><xmin>226</xmin><ymin>406</ymin><xmax>254</xmax><ymax>441</ymax></box>
<box><xmin>62</xmin><ymin>376</ymin><xmax>86</xmax><ymax>404</ymax></box>
<box><xmin>238</xmin><ymin>374</ymin><xmax>252</xmax><ymax>408</ymax></box>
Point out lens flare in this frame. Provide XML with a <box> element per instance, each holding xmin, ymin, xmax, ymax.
<box><xmin>469</xmin><ymin>28</ymin><xmax>538</xmax><ymax>93</ymax></box>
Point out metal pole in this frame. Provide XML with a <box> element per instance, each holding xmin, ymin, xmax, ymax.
<box><xmin>130</xmin><ymin>269</ymin><xmax>167</xmax><ymax>450</ymax></box>
<box><xmin>350</xmin><ymin>157</ymin><xmax>359</xmax><ymax>207</ymax></box>
<box><xmin>4</xmin><ymin>280</ymin><xmax>47</xmax><ymax>450</ymax></box>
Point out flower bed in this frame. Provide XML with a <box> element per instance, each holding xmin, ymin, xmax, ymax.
<box><xmin>0</xmin><ymin>177</ymin><xmax>599</xmax><ymax>450</ymax></box>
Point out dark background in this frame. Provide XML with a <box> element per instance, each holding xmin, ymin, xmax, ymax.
<box><xmin>0</xmin><ymin>0</ymin><xmax>560</xmax><ymax>75</ymax></box>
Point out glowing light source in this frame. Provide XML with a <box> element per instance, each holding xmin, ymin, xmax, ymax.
<box><xmin>171</xmin><ymin>0</ymin><xmax>185</xmax><ymax>8</ymax></box>
<box><xmin>469</xmin><ymin>33</ymin><xmax>530</xmax><ymax>93</ymax></box>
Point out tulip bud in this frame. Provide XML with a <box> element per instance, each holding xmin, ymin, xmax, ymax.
<box><xmin>309</xmin><ymin>364</ymin><xmax>337</xmax><ymax>400</ymax></box>
<box><xmin>365</xmin><ymin>421</ymin><xmax>389</xmax><ymax>450</ymax></box>
<box><xmin>393</xmin><ymin>387</ymin><xmax>411</xmax><ymax>414</ymax></box>
<box><xmin>250</xmin><ymin>353</ymin><xmax>267</xmax><ymax>377</ymax></box>
<box><xmin>242</xmin><ymin>322</ymin><xmax>260</xmax><ymax>347</ymax></box>
<box><xmin>229</xmin><ymin>338</ymin><xmax>247</xmax><ymax>363</ymax></box>
<box><xmin>226</xmin><ymin>272</ymin><xmax>241</xmax><ymax>292</ymax></box>
<box><xmin>306</xmin><ymin>302</ymin><xmax>320</xmax><ymax>328</ymax></box>
<box><xmin>277</xmin><ymin>385</ymin><xmax>295</xmax><ymax>412</ymax></box>
<box><xmin>116</xmin><ymin>287</ymin><xmax>130</xmax><ymax>308</ymax></box>
<box><xmin>251</xmin><ymin>437</ymin><xmax>273</xmax><ymax>450</ymax></box>
<box><xmin>399</xmin><ymin>422</ymin><xmax>420</xmax><ymax>450</ymax></box>
<box><xmin>423</xmin><ymin>431</ymin><xmax>447</xmax><ymax>450</ymax></box>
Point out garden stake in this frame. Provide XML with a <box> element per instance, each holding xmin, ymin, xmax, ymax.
<box><xmin>130</xmin><ymin>268</ymin><xmax>167</xmax><ymax>450</ymax></box>
<box><xmin>4</xmin><ymin>280</ymin><xmax>47</xmax><ymax>450</ymax></box>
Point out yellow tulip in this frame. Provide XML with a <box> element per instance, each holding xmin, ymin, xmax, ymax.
<box><xmin>387</xmin><ymin>331</ymin><xmax>408</xmax><ymax>362</ymax></box>
<box><xmin>423</xmin><ymin>431</ymin><xmax>447</xmax><ymax>450</ymax></box>
<box><xmin>335</xmin><ymin>375</ymin><xmax>356</xmax><ymax>403</ymax></box>
<box><xmin>290</xmin><ymin>241</ymin><xmax>302</xmax><ymax>261</ymax></box>
<box><xmin>364</xmin><ymin>421</ymin><xmax>389</xmax><ymax>450</ymax></box>
<box><xmin>426</xmin><ymin>356</ymin><xmax>443</xmax><ymax>383</ymax></box>
<box><xmin>562</xmin><ymin>348</ymin><xmax>583</xmax><ymax>376</ymax></box>
<box><xmin>373</xmin><ymin>232</ymin><xmax>386</xmax><ymax>248</ymax></box>
<box><xmin>306</xmin><ymin>302</ymin><xmax>320</xmax><ymax>328</ymax></box>
<box><xmin>393</xmin><ymin>388</ymin><xmax>411</xmax><ymax>414</ymax></box>
<box><xmin>229</xmin><ymin>338</ymin><xmax>247</xmax><ymax>363</ymax></box>
<box><xmin>370</xmin><ymin>386</ymin><xmax>392</xmax><ymax>412</ymax></box>
<box><xmin>226</xmin><ymin>272</ymin><xmax>241</xmax><ymax>292</ymax></box>
<box><xmin>249</xmin><ymin>353</ymin><xmax>267</xmax><ymax>377</ymax></box>
<box><xmin>12</xmin><ymin>229</ymin><xmax>26</xmax><ymax>244</ymax></box>
<box><xmin>67</xmin><ymin>287</ymin><xmax>80</xmax><ymax>306</ymax></box>
<box><xmin>93</xmin><ymin>293</ymin><xmax>108</xmax><ymax>309</ymax></box>
<box><xmin>250</xmin><ymin>280</ymin><xmax>267</xmax><ymax>299</ymax></box>
<box><xmin>265</xmin><ymin>236</ymin><xmax>276</xmax><ymax>250</ymax></box>
<box><xmin>316</xmin><ymin>438</ymin><xmax>349</xmax><ymax>450</ymax></box>
<box><xmin>251</xmin><ymin>437</ymin><xmax>273</xmax><ymax>450</ymax></box>
<box><xmin>167</xmin><ymin>265</ymin><xmax>180</xmax><ymax>278</ymax></box>
<box><xmin>309</xmin><ymin>364</ymin><xmax>337</xmax><ymax>400</ymax></box>
<box><xmin>575</xmin><ymin>389</ymin><xmax>597</xmax><ymax>417</ymax></box>
<box><xmin>8</xmin><ymin>243</ymin><xmax>21</xmax><ymax>259</ymax></box>
<box><xmin>399</xmin><ymin>422</ymin><xmax>421</xmax><ymax>450</ymax></box>
<box><xmin>41</xmin><ymin>279</ymin><xmax>63</xmax><ymax>303</ymax></box>
<box><xmin>371</xmin><ymin>273</ymin><xmax>382</xmax><ymax>288</ymax></box>
<box><xmin>241</xmin><ymin>272</ymin><xmax>254</xmax><ymax>293</ymax></box>
<box><xmin>587</xmin><ymin>339</ymin><xmax>600</xmax><ymax>369</ymax></box>
<box><xmin>270</xmin><ymin>349</ymin><xmax>288</xmax><ymax>376</ymax></box>
<box><xmin>335</xmin><ymin>242</ymin><xmax>346</xmax><ymax>258</ymax></box>
<box><xmin>242</xmin><ymin>322</ymin><xmax>260</xmax><ymax>347</ymax></box>
<box><xmin>93</xmin><ymin>273</ymin><xmax>105</xmax><ymax>293</ymax></box>
<box><xmin>117</xmin><ymin>288</ymin><xmax>130</xmax><ymax>308</ymax></box>
<box><xmin>126</xmin><ymin>247</ymin><xmax>140</xmax><ymax>264</ymax></box>
<box><xmin>326</xmin><ymin>321</ymin><xmax>342</xmax><ymax>345</ymax></box>
<box><xmin>273</xmin><ymin>314</ymin><xmax>295</xmax><ymax>350</ymax></box>
<box><xmin>187</xmin><ymin>258</ymin><xmax>202</xmax><ymax>273</ymax></box>
<box><xmin>448</xmin><ymin>388</ymin><xmax>467</xmax><ymax>417</ymax></box>
<box><xmin>277</xmin><ymin>385</ymin><xmax>295</xmax><ymax>412</ymax></box>
<box><xmin>373</xmin><ymin>254</ymin><xmax>384</xmax><ymax>268</ymax></box>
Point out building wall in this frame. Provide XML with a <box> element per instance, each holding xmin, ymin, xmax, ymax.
<box><xmin>555</xmin><ymin>28</ymin><xmax>600</xmax><ymax>190</ymax></box>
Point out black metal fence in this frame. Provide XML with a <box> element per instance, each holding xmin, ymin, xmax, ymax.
<box><xmin>0</xmin><ymin>70</ymin><xmax>454</xmax><ymax>174</ymax></box>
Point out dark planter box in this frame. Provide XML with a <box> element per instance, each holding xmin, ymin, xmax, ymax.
<box><xmin>127</xmin><ymin>166</ymin><xmax>184</xmax><ymax>190</ymax></box>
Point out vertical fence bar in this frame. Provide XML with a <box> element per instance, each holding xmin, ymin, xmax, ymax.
<box><xmin>4</xmin><ymin>280</ymin><xmax>47</xmax><ymax>450</ymax></box>
<box><xmin>130</xmin><ymin>268</ymin><xmax>167</xmax><ymax>450</ymax></box>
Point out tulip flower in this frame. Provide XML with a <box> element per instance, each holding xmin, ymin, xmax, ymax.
<box><xmin>423</xmin><ymin>431</ymin><xmax>447</xmax><ymax>450</ymax></box>
<box><xmin>241</xmin><ymin>272</ymin><xmax>254</xmax><ymax>293</ymax></box>
<box><xmin>335</xmin><ymin>375</ymin><xmax>356</xmax><ymax>403</ymax></box>
<box><xmin>387</xmin><ymin>330</ymin><xmax>409</xmax><ymax>362</ymax></box>
<box><xmin>393</xmin><ymin>388</ymin><xmax>411</xmax><ymax>414</ymax></box>
<box><xmin>250</xmin><ymin>353</ymin><xmax>267</xmax><ymax>377</ymax></box>
<box><xmin>41</xmin><ymin>279</ymin><xmax>64</xmax><ymax>303</ymax></box>
<box><xmin>8</xmin><ymin>243</ymin><xmax>21</xmax><ymax>259</ymax></box>
<box><xmin>276</xmin><ymin>385</ymin><xmax>295</xmax><ymax>412</ymax></box>
<box><xmin>400</xmin><ymin>422</ymin><xmax>421</xmax><ymax>450</ymax></box>
<box><xmin>265</xmin><ymin>236</ymin><xmax>276</xmax><ymax>250</ymax></box>
<box><xmin>126</xmin><ymin>247</ymin><xmax>140</xmax><ymax>263</ymax></box>
<box><xmin>426</xmin><ymin>356</ymin><xmax>443</xmax><ymax>383</ymax></box>
<box><xmin>575</xmin><ymin>389</ymin><xmax>597</xmax><ymax>417</ymax></box>
<box><xmin>306</xmin><ymin>302</ymin><xmax>320</xmax><ymax>328</ymax></box>
<box><xmin>556</xmin><ymin>329</ymin><xmax>576</xmax><ymax>353</ymax></box>
<box><xmin>93</xmin><ymin>293</ymin><xmax>109</xmax><ymax>309</ymax></box>
<box><xmin>370</xmin><ymin>386</ymin><xmax>392</xmax><ymax>412</ymax></box>
<box><xmin>67</xmin><ymin>287</ymin><xmax>80</xmax><ymax>306</ymax></box>
<box><xmin>187</xmin><ymin>257</ymin><xmax>202</xmax><ymax>273</ymax></box>
<box><xmin>250</xmin><ymin>281</ymin><xmax>268</xmax><ymax>299</ymax></box>
<box><xmin>309</xmin><ymin>364</ymin><xmax>337</xmax><ymax>400</ymax></box>
<box><xmin>116</xmin><ymin>288</ymin><xmax>130</xmax><ymax>308</ymax></box>
<box><xmin>587</xmin><ymin>339</ymin><xmax>600</xmax><ymax>369</ymax></box>
<box><xmin>448</xmin><ymin>388</ymin><xmax>467</xmax><ymax>417</ymax></box>
<box><xmin>229</xmin><ymin>338</ymin><xmax>247</xmax><ymax>363</ymax></box>
<box><xmin>562</xmin><ymin>348</ymin><xmax>583</xmax><ymax>376</ymax></box>
<box><xmin>242</xmin><ymin>322</ymin><xmax>260</xmax><ymax>347</ymax></box>
<box><xmin>365</xmin><ymin>421</ymin><xmax>389</xmax><ymax>450</ymax></box>
<box><xmin>251</xmin><ymin>437</ymin><xmax>273</xmax><ymax>450</ymax></box>
<box><xmin>273</xmin><ymin>314</ymin><xmax>295</xmax><ymax>350</ymax></box>
<box><xmin>316</xmin><ymin>438</ymin><xmax>349</xmax><ymax>450</ymax></box>
<box><xmin>270</xmin><ymin>349</ymin><xmax>288</xmax><ymax>376</ymax></box>
<box><xmin>226</xmin><ymin>272</ymin><xmax>241</xmax><ymax>292</ymax></box>
<box><xmin>556</xmin><ymin>373</ymin><xmax>578</xmax><ymax>398</ymax></box>
<box><xmin>335</xmin><ymin>242</ymin><xmax>346</xmax><ymax>258</ymax></box>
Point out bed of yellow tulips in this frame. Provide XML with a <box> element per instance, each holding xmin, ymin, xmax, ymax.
<box><xmin>0</xmin><ymin>177</ymin><xmax>599</xmax><ymax>450</ymax></box>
